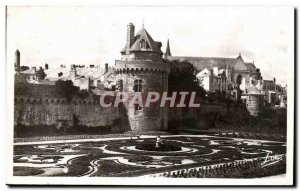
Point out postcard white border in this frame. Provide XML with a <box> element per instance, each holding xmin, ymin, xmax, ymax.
<box><xmin>4</xmin><ymin>4</ymin><xmax>295</xmax><ymax>186</ymax></box>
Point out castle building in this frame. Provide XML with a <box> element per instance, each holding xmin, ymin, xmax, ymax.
<box><xmin>115</xmin><ymin>23</ymin><xmax>170</xmax><ymax>131</ymax></box>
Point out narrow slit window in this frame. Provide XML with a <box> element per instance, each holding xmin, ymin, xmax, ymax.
<box><xmin>134</xmin><ymin>79</ymin><xmax>142</xmax><ymax>92</ymax></box>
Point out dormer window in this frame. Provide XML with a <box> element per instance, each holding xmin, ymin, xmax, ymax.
<box><xmin>140</xmin><ymin>39</ymin><xmax>147</xmax><ymax>50</ymax></box>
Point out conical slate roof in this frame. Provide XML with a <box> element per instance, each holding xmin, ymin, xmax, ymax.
<box><xmin>121</xmin><ymin>27</ymin><xmax>162</xmax><ymax>54</ymax></box>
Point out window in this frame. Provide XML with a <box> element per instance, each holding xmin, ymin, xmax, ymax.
<box><xmin>236</xmin><ymin>74</ymin><xmax>242</xmax><ymax>85</ymax></box>
<box><xmin>117</xmin><ymin>79</ymin><xmax>123</xmax><ymax>91</ymax></box>
<box><xmin>134</xmin><ymin>103</ymin><xmax>143</xmax><ymax>115</ymax></box>
<box><xmin>140</xmin><ymin>39</ymin><xmax>147</xmax><ymax>50</ymax></box>
<box><xmin>134</xmin><ymin>103</ymin><xmax>143</xmax><ymax>111</ymax></box>
<box><xmin>134</xmin><ymin>79</ymin><xmax>142</xmax><ymax>92</ymax></box>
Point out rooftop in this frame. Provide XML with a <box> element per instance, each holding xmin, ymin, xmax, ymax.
<box><xmin>121</xmin><ymin>27</ymin><xmax>163</xmax><ymax>54</ymax></box>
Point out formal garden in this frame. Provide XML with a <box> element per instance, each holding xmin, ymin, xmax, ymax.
<box><xmin>13</xmin><ymin>135</ymin><xmax>286</xmax><ymax>178</ymax></box>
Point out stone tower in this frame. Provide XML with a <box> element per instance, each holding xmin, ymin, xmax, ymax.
<box><xmin>242</xmin><ymin>86</ymin><xmax>264</xmax><ymax>116</ymax></box>
<box><xmin>15</xmin><ymin>49</ymin><xmax>20</xmax><ymax>72</ymax></box>
<box><xmin>115</xmin><ymin>23</ymin><xmax>170</xmax><ymax>131</ymax></box>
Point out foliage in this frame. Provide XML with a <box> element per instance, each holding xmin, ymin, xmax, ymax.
<box><xmin>182</xmin><ymin>117</ymin><xmax>198</xmax><ymax>129</ymax></box>
<box><xmin>54</xmin><ymin>80</ymin><xmax>89</xmax><ymax>101</ymax></box>
<box><xmin>36</xmin><ymin>68</ymin><xmax>46</xmax><ymax>80</ymax></box>
<box><xmin>55</xmin><ymin>80</ymin><xmax>78</xmax><ymax>101</ymax></box>
<box><xmin>14</xmin><ymin>123</ymin><xmax>112</xmax><ymax>138</ymax></box>
<box><xmin>66</xmin><ymin>125</ymin><xmax>111</xmax><ymax>134</ymax></box>
<box><xmin>20</xmin><ymin>66</ymin><xmax>29</xmax><ymax>72</ymax></box>
<box><xmin>167</xmin><ymin>60</ymin><xmax>206</xmax><ymax>101</ymax></box>
<box><xmin>214</xmin><ymin>106</ymin><xmax>287</xmax><ymax>136</ymax></box>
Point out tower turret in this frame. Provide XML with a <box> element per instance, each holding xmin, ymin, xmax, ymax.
<box><xmin>116</xmin><ymin>23</ymin><xmax>170</xmax><ymax>131</ymax></box>
<box><xmin>69</xmin><ymin>64</ymin><xmax>77</xmax><ymax>81</ymax></box>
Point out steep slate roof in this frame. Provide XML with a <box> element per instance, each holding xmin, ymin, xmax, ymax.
<box><xmin>234</xmin><ymin>60</ymin><xmax>249</xmax><ymax>71</ymax></box>
<box><xmin>168</xmin><ymin>56</ymin><xmax>237</xmax><ymax>71</ymax></box>
<box><xmin>45</xmin><ymin>67</ymin><xmax>106</xmax><ymax>81</ymax></box>
<box><xmin>66</xmin><ymin>73</ymin><xmax>85</xmax><ymax>81</ymax></box>
<box><xmin>121</xmin><ymin>28</ymin><xmax>163</xmax><ymax>54</ymax></box>
<box><xmin>165</xmin><ymin>39</ymin><xmax>172</xmax><ymax>57</ymax></box>
<box><xmin>20</xmin><ymin>68</ymin><xmax>36</xmax><ymax>75</ymax></box>
<box><xmin>245</xmin><ymin>62</ymin><xmax>257</xmax><ymax>73</ymax></box>
<box><xmin>262</xmin><ymin>80</ymin><xmax>276</xmax><ymax>91</ymax></box>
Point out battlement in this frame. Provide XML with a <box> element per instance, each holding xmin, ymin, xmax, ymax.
<box><xmin>15</xmin><ymin>96</ymin><xmax>67</xmax><ymax>104</ymax></box>
<box><xmin>115</xmin><ymin>60</ymin><xmax>170</xmax><ymax>74</ymax></box>
<box><xmin>14</xmin><ymin>95</ymin><xmax>115</xmax><ymax>106</ymax></box>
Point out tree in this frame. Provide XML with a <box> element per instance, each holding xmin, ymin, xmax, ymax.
<box><xmin>20</xmin><ymin>66</ymin><xmax>29</xmax><ymax>72</ymax></box>
<box><xmin>55</xmin><ymin>80</ymin><xmax>79</xmax><ymax>101</ymax></box>
<box><xmin>36</xmin><ymin>68</ymin><xmax>46</xmax><ymax>80</ymax></box>
<box><xmin>167</xmin><ymin>60</ymin><xmax>206</xmax><ymax>102</ymax></box>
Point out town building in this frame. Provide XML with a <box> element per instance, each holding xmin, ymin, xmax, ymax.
<box><xmin>260</xmin><ymin>78</ymin><xmax>287</xmax><ymax>107</ymax></box>
<box><xmin>43</xmin><ymin>62</ymin><xmax>116</xmax><ymax>91</ymax></box>
<box><xmin>165</xmin><ymin>42</ymin><xmax>262</xmax><ymax>101</ymax></box>
<box><xmin>14</xmin><ymin>23</ymin><xmax>286</xmax><ymax>120</ymax></box>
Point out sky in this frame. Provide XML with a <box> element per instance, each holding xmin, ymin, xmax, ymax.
<box><xmin>7</xmin><ymin>6</ymin><xmax>294</xmax><ymax>86</ymax></box>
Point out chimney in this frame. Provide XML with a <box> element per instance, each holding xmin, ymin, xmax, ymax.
<box><xmin>105</xmin><ymin>63</ymin><xmax>108</xmax><ymax>73</ymax></box>
<box><xmin>32</xmin><ymin>67</ymin><xmax>36</xmax><ymax>73</ymax></box>
<box><xmin>70</xmin><ymin>64</ymin><xmax>76</xmax><ymax>81</ymax></box>
<box><xmin>273</xmin><ymin>77</ymin><xmax>276</xmax><ymax>84</ymax></box>
<box><xmin>126</xmin><ymin>23</ymin><xmax>135</xmax><ymax>54</ymax></box>
<box><xmin>39</xmin><ymin>66</ymin><xmax>43</xmax><ymax>71</ymax></box>
<box><xmin>45</xmin><ymin>63</ymin><xmax>48</xmax><ymax>70</ymax></box>
<box><xmin>15</xmin><ymin>49</ymin><xmax>20</xmax><ymax>72</ymax></box>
